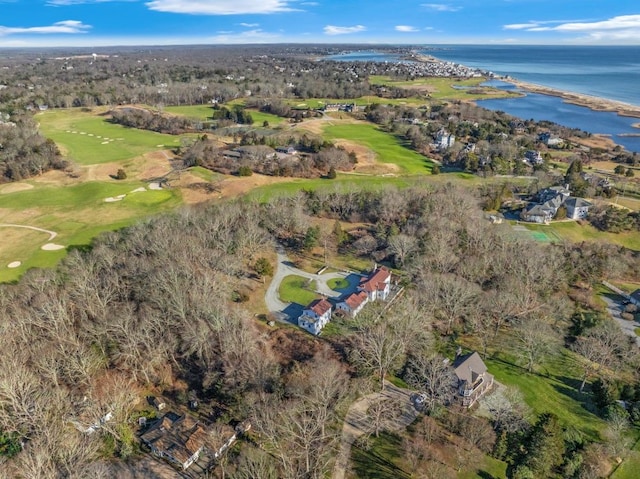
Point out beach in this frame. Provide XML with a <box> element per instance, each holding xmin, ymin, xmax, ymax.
<box><xmin>504</xmin><ymin>79</ymin><xmax>640</xmax><ymax>121</ymax></box>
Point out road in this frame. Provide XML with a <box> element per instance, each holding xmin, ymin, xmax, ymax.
<box><xmin>332</xmin><ymin>381</ymin><xmax>419</xmax><ymax>479</ymax></box>
<box><xmin>601</xmin><ymin>294</ymin><xmax>640</xmax><ymax>346</ymax></box>
<box><xmin>264</xmin><ymin>245</ymin><xmax>358</xmax><ymax>321</ymax></box>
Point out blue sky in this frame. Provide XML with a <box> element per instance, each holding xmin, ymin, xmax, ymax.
<box><xmin>1</xmin><ymin>0</ymin><xmax>639</xmax><ymax>47</ymax></box>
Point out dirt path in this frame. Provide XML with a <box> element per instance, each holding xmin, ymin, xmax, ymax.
<box><xmin>0</xmin><ymin>224</ymin><xmax>57</xmax><ymax>241</ymax></box>
<box><xmin>332</xmin><ymin>381</ymin><xmax>419</xmax><ymax>479</ymax></box>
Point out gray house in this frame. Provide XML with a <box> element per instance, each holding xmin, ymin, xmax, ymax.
<box><xmin>565</xmin><ymin>197</ymin><xmax>592</xmax><ymax>220</ymax></box>
<box><xmin>453</xmin><ymin>352</ymin><xmax>494</xmax><ymax>408</ymax></box>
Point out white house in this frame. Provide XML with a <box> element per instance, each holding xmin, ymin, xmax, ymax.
<box><xmin>565</xmin><ymin>197</ymin><xmax>592</xmax><ymax>220</ymax></box>
<box><xmin>336</xmin><ymin>291</ymin><xmax>369</xmax><ymax>318</ymax></box>
<box><xmin>358</xmin><ymin>266</ymin><xmax>391</xmax><ymax>301</ymax></box>
<box><xmin>298</xmin><ymin>298</ymin><xmax>333</xmax><ymax>335</ymax></box>
<box><xmin>435</xmin><ymin>128</ymin><xmax>455</xmax><ymax>149</ymax></box>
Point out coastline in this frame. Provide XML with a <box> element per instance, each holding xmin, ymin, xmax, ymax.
<box><xmin>504</xmin><ymin>79</ymin><xmax>640</xmax><ymax>121</ymax></box>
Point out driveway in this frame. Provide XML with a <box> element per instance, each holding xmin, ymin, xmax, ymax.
<box><xmin>265</xmin><ymin>246</ymin><xmax>360</xmax><ymax>321</ymax></box>
<box><xmin>601</xmin><ymin>294</ymin><xmax>640</xmax><ymax>346</ymax></box>
<box><xmin>332</xmin><ymin>381</ymin><xmax>419</xmax><ymax>479</ymax></box>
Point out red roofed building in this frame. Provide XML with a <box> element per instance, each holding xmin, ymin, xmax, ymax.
<box><xmin>336</xmin><ymin>291</ymin><xmax>369</xmax><ymax>318</ymax></box>
<box><xmin>358</xmin><ymin>266</ymin><xmax>391</xmax><ymax>301</ymax></box>
<box><xmin>298</xmin><ymin>298</ymin><xmax>333</xmax><ymax>335</ymax></box>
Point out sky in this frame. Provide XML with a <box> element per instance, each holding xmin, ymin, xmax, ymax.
<box><xmin>1</xmin><ymin>0</ymin><xmax>640</xmax><ymax>47</ymax></box>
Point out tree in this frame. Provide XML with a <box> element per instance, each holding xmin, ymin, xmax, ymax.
<box><xmin>327</xmin><ymin>167</ymin><xmax>337</xmax><ymax>179</ymax></box>
<box><xmin>238</xmin><ymin>166</ymin><xmax>253</xmax><ymax>176</ymax></box>
<box><xmin>513</xmin><ymin>318</ymin><xmax>560</xmax><ymax>373</ymax></box>
<box><xmin>115</xmin><ymin>168</ymin><xmax>127</xmax><ymax>180</ymax></box>
<box><xmin>626</xmin><ymin>168</ymin><xmax>635</xmax><ymax>177</ymax></box>
<box><xmin>406</xmin><ymin>353</ymin><xmax>457</xmax><ymax>414</ymax></box>
<box><xmin>253</xmin><ymin>257</ymin><xmax>274</xmax><ymax>283</ymax></box>
<box><xmin>614</xmin><ymin>164</ymin><xmax>627</xmax><ymax>175</ymax></box>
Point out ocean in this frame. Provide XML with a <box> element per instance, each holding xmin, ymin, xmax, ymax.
<box><xmin>326</xmin><ymin>46</ymin><xmax>640</xmax><ymax>152</ymax></box>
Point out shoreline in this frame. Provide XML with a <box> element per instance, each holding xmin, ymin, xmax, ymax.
<box><xmin>503</xmin><ymin>78</ymin><xmax>640</xmax><ymax>121</ymax></box>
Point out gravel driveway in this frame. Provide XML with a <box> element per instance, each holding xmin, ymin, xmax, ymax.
<box><xmin>601</xmin><ymin>294</ymin><xmax>640</xmax><ymax>346</ymax></box>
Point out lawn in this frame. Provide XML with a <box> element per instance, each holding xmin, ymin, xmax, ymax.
<box><xmin>327</xmin><ymin>277</ymin><xmax>350</xmax><ymax>291</ymax></box>
<box><xmin>485</xmin><ymin>351</ymin><xmax>606</xmax><ymax>441</ymax></box>
<box><xmin>322</xmin><ymin>123</ymin><xmax>433</xmax><ymax>174</ymax></box>
<box><xmin>525</xmin><ymin>222</ymin><xmax>640</xmax><ymax>251</ymax></box>
<box><xmin>164</xmin><ymin>104</ymin><xmax>215</xmax><ymax>120</ymax></box>
<box><xmin>278</xmin><ymin>275</ymin><xmax>318</xmax><ymax>305</ymax></box>
<box><xmin>37</xmin><ymin>109</ymin><xmax>184</xmax><ymax>165</ymax></box>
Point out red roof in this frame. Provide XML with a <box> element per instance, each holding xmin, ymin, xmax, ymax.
<box><xmin>309</xmin><ymin>298</ymin><xmax>332</xmax><ymax>316</ymax></box>
<box><xmin>343</xmin><ymin>291</ymin><xmax>368</xmax><ymax>309</ymax></box>
<box><xmin>359</xmin><ymin>267</ymin><xmax>391</xmax><ymax>292</ymax></box>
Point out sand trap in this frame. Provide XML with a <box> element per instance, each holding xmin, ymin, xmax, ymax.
<box><xmin>101</xmin><ymin>141</ymin><xmax>109</xmax><ymax>144</ymax></box>
<box><xmin>7</xmin><ymin>261</ymin><xmax>21</xmax><ymax>268</ymax></box>
<box><xmin>148</xmin><ymin>182</ymin><xmax>162</xmax><ymax>190</ymax></box>
<box><xmin>103</xmin><ymin>137</ymin><xmax>110</xmax><ymax>140</ymax></box>
<box><xmin>88</xmin><ymin>133</ymin><xmax>94</xmax><ymax>136</ymax></box>
<box><xmin>117</xmin><ymin>138</ymin><xmax>124</xmax><ymax>140</ymax></box>
<box><xmin>41</xmin><ymin>243</ymin><xmax>64</xmax><ymax>251</ymax></box>
<box><xmin>65</xmin><ymin>130</ymin><xmax>71</xmax><ymax>133</ymax></box>
<box><xmin>156</xmin><ymin>144</ymin><xmax>164</xmax><ymax>147</ymax></box>
<box><xmin>71</xmin><ymin>131</ymin><xmax>77</xmax><ymax>134</ymax></box>
<box><xmin>79</xmin><ymin>132</ymin><xmax>86</xmax><ymax>135</ymax></box>
<box><xmin>130</xmin><ymin>187</ymin><xmax>147</xmax><ymax>193</ymax></box>
<box><xmin>104</xmin><ymin>197</ymin><xmax>123</xmax><ymax>202</ymax></box>
<box><xmin>116</xmin><ymin>194</ymin><xmax>126</xmax><ymax>199</ymax></box>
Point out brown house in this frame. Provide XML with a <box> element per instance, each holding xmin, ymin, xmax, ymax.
<box><xmin>140</xmin><ymin>412</ymin><xmax>207</xmax><ymax>470</ymax></box>
<box><xmin>453</xmin><ymin>352</ymin><xmax>494</xmax><ymax>407</ymax></box>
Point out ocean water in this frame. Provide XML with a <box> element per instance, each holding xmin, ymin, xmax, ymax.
<box><xmin>427</xmin><ymin>45</ymin><xmax>640</xmax><ymax>108</ymax></box>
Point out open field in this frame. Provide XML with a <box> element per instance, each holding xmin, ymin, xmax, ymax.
<box><xmin>165</xmin><ymin>104</ymin><xmax>286</xmax><ymax>126</ymax></box>
<box><xmin>286</xmin><ymin>96</ymin><xmax>428</xmax><ymax>109</ymax></box>
<box><xmin>37</xmin><ymin>109</ymin><xmax>184</xmax><ymax>165</ymax></box>
<box><xmin>323</xmin><ymin>123</ymin><xmax>433</xmax><ymax>174</ymax></box>
<box><xmin>368</xmin><ymin>76</ymin><xmax>520</xmax><ymax>101</ymax></box>
<box><xmin>278</xmin><ymin>275</ymin><xmax>317</xmax><ymax>305</ymax></box>
<box><xmin>523</xmin><ymin>222</ymin><xmax>640</xmax><ymax>251</ymax></box>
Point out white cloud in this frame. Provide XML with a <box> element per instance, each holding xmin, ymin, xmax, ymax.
<box><xmin>300</xmin><ymin>1</ymin><xmax>318</xmax><ymax>5</ymax></box>
<box><xmin>504</xmin><ymin>15</ymin><xmax>640</xmax><ymax>41</ymax></box>
<box><xmin>395</xmin><ymin>25</ymin><xmax>419</xmax><ymax>32</ymax></box>
<box><xmin>238</xmin><ymin>22</ymin><xmax>259</xmax><ymax>27</ymax></box>
<box><xmin>0</xmin><ymin>20</ymin><xmax>91</xmax><ymax>36</ymax></box>
<box><xmin>421</xmin><ymin>3</ymin><xmax>461</xmax><ymax>12</ymax></box>
<box><xmin>323</xmin><ymin>25</ymin><xmax>366</xmax><ymax>35</ymax></box>
<box><xmin>145</xmin><ymin>0</ymin><xmax>294</xmax><ymax>15</ymax></box>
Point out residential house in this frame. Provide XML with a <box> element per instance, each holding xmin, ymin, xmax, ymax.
<box><xmin>520</xmin><ymin>185</ymin><xmax>572</xmax><ymax>224</ymax></box>
<box><xmin>453</xmin><ymin>352</ymin><xmax>494</xmax><ymax>407</ymax></box>
<box><xmin>524</xmin><ymin>150</ymin><xmax>543</xmax><ymax>166</ymax></box>
<box><xmin>565</xmin><ymin>197</ymin><xmax>592</xmax><ymax>220</ymax></box>
<box><xmin>140</xmin><ymin>412</ymin><xmax>207</xmax><ymax>471</ymax></box>
<box><xmin>275</xmin><ymin>145</ymin><xmax>297</xmax><ymax>155</ymax></box>
<box><xmin>336</xmin><ymin>291</ymin><xmax>369</xmax><ymax>318</ymax></box>
<box><xmin>298</xmin><ymin>298</ymin><xmax>333</xmax><ymax>335</ymax></box>
<box><xmin>70</xmin><ymin>411</ymin><xmax>113</xmax><ymax>435</ymax></box>
<box><xmin>509</xmin><ymin>120</ymin><xmax>526</xmax><ymax>134</ymax></box>
<box><xmin>538</xmin><ymin>131</ymin><xmax>564</xmax><ymax>147</ymax></box>
<box><xmin>358</xmin><ymin>266</ymin><xmax>391</xmax><ymax>301</ymax></box>
<box><xmin>435</xmin><ymin>128</ymin><xmax>455</xmax><ymax>149</ymax></box>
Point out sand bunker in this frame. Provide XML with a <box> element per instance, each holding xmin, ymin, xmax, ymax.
<box><xmin>7</xmin><ymin>261</ymin><xmax>21</xmax><ymax>268</ymax></box>
<box><xmin>88</xmin><ymin>133</ymin><xmax>94</xmax><ymax>136</ymax></box>
<box><xmin>116</xmin><ymin>194</ymin><xmax>126</xmax><ymax>199</ymax></box>
<box><xmin>41</xmin><ymin>243</ymin><xmax>64</xmax><ymax>251</ymax></box>
<box><xmin>79</xmin><ymin>132</ymin><xmax>86</xmax><ymax>135</ymax></box>
<box><xmin>104</xmin><ymin>197</ymin><xmax>123</xmax><ymax>202</ymax></box>
<box><xmin>101</xmin><ymin>141</ymin><xmax>109</xmax><ymax>144</ymax></box>
<box><xmin>148</xmin><ymin>182</ymin><xmax>162</xmax><ymax>190</ymax></box>
<box><xmin>130</xmin><ymin>187</ymin><xmax>147</xmax><ymax>193</ymax></box>
<box><xmin>156</xmin><ymin>144</ymin><xmax>164</xmax><ymax>147</ymax></box>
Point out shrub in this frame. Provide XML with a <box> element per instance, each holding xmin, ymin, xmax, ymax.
<box><xmin>115</xmin><ymin>168</ymin><xmax>127</xmax><ymax>180</ymax></box>
<box><xmin>238</xmin><ymin>166</ymin><xmax>253</xmax><ymax>177</ymax></box>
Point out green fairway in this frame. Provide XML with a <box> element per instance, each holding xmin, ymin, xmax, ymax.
<box><xmin>0</xmin><ymin>181</ymin><xmax>180</xmax><ymax>282</ymax></box>
<box><xmin>37</xmin><ymin>109</ymin><xmax>183</xmax><ymax>165</ymax></box>
<box><xmin>278</xmin><ymin>275</ymin><xmax>318</xmax><ymax>305</ymax></box>
<box><xmin>323</xmin><ymin>123</ymin><xmax>433</xmax><ymax>174</ymax></box>
<box><xmin>164</xmin><ymin>104</ymin><xmax>215</xmax><ymax>120</ymax></box>
<box><xmin>246</xmin><ymin>109</ymin><xmax>286</xmax><ymax>126</ymax></box>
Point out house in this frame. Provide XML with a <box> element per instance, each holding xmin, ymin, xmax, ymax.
<box><xmin>298</xmin><ymin>298</ymin><xmax>333</xmax><ymax>335</ymax></box>
<box><xmin>510</xmin><ymin>120</ymin><xmax>526</xmax><ymax>134</ymax></box>
<box><xmin>520</xmin><ymin>185</ymin><xmax>572</xmax><ymax>224</ymax></box>
<box><xmin>336</xmin><ymin>291</ymin><xmax>369</xmax><ymax>318</ymax></box>
<box><xmin>70</xmin><ymin>411</ymin><xmax>113</xmax><ymax>435</ymax></box>
<box><xmin>453</xmin><ymin>352</ymin><xmax>494</xmax><ymax>407</ymax></box>
<box><xmin>565</xmin><ymin>197</ymin><xmax>592</xmax><ymax>220</ymax></box>
<box><xmin>435</xmin><ymin>128</ymin><xmax>455</xmax><ymax>149</ymax></box>
<box><xmin>358</xmin><ymin>266</ymin><xmax>391</xmax><ymax>301</ymax></box>
<box><xmin>538</xmin><ymin>131</ymin><xmax>564</xmax><ymax>147</ymax></box>
<box><xmin>140</xmin><ymin>412</ymin><xmax>207</xmax><ymax>471</ymax></box>
<box><xmin>524</xmin><ymin>150</ymin><xmax>543</xmax><ymax>166</ymax></box>
<box><xmin>275</xmin><ymin>145</ymin><xmax>297</xmax><ymax>155</ymax></box>
<box><xmin>150</xmin><ymin>396</ymin><xmax>166</xmax><ymax>411</ymax></box>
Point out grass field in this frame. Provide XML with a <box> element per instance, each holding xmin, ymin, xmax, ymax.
<box><xmin>322</xmin><ymin>123</ymin><xmax>433</xmax><ymax>174</ymax></box>
<box><xmin>524</xmin><ymin>222</ymin><xmax>640</xmax><ymax>251</ymax></box>
<box><xmin>368</xmin><ymin>76</ymin><xmax>520</xmax><ymax>101</ymax></box>
<box><xmin>278</xmin><ymin>275</ymin><xmax>318</xmax><ymax>305</ymax></box>
<box><xmin>286</xmin><ymin>96</ymin><xmax>428</xmax><ymax>110</ymax></box>
<box><xmin>37</xmin><ymin>109</ymin><xmax>184</xmax><ymax>165</ymax></box>
<box><xmin>165</xmin><ymin>104</ymin><xmax>286</xmax><ymax>126</ymax></box>
<box><xmin>486</xmin><ymin>351</ymin><xmax>606</xmax><ymax>441</ymax></box>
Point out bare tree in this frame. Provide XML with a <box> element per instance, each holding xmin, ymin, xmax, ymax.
<box><xmin>406</xmin><ymin>354</ymin><xmax>458</xmax><ymax>413</ymax></box>
<box><xmin>513</xmin><ymin>318</ymin><xmax>561</xmax><ymax>373</ymax></box>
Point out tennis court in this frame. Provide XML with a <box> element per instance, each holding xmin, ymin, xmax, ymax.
<box><xmin>512</xmin><ymin>224</ymin><xmax>563</xmax><ymax>243</ymax></box>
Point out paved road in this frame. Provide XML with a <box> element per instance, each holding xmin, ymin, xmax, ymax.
<box><xmin>264</xmin><ymin>246</ymin><xmax>359</xmax><ymax>321</ymax></box>
<box><xmin>602</xmin><ymin>294</ymin><xmax>640</xmax><ymax>346</ymax></box>
<box><xmin>332</xmin><ymin>381</ymin><xmax>419</xmax><ymax>479</ymax></box>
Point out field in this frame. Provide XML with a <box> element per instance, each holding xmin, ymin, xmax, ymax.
<box><xmin>164</xmin><ymin>104</ymin><xmax>286</xmax><ymax>126</ymax></box>
<box><xmin>322</xmin><ymin>123</ymin><xmax>433</xmax><ymax>174</ymax></box>
<box><xmin>37</xmin><ymin>109</ymin><xmax>184</xmax><ymax>165</ymax></box>
<box><xmin>522</xmin><ymin>222</ymin><xmax>640</xmax><ymax>251</ymax></box>
<box><xmin>278</xmin><ymin>275</ymin><xmax>317</xmax><ymax>305</ymax></box>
